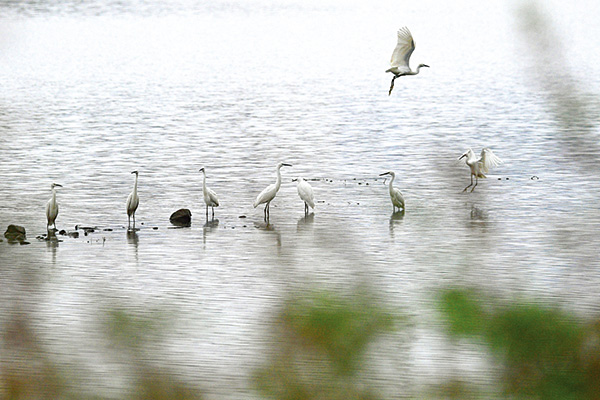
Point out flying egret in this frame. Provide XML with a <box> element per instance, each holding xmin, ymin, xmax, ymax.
<box><xmin>386</xmin><ymin>26</ymin><xmax>429</xmax><ymax>95</ymax></box>
<box><xmin>253</xmin><ymin>162</ymin><xmax>292</xmax><ymax>221</ymax></box>
<box><xmin>126</xmin><ymin>171</ymin><xmax>139</xmax><ymax>229</ymax></box>
<box><xmin>46</xmin><ymin>183</ymin><xmax>62</xmax><ymax>230</ymax></box>
<box><xmin>199</xmin><ymin>167</ymin><xmax>219</xmax><ymax>219</ymax></box>
<box><xmin>297</xmin><ymin>178</ymin><xmax>315</xmax><ymax>215</ymax></box>
<box><xmin>458</xmin><ymin>148</ymin><xmax>503</xmax><ymax>192</ymax></box>
<box><xmin>379</xmin><ymin>171</ymin><xmax>405</xmax><ymax>212</ymax></box>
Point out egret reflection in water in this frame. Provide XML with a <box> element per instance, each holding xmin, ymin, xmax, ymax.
<box><xmin>388</xmin><ymin>210</ymin><xmax>405</xmax><ymax>238</ymax></box>
<box><xmin>297</xmin><ymin>212</ymin><xmax>315</xmax><ymax>233</ymax></box>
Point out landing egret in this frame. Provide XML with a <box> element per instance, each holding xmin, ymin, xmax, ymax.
<box><xmin>199</xmin><ymin>167</ymin><xmax>219</xmax><ymax>219</ymax></box>
<box><xmin>297</xmin><ymin>178</ymin><xmax>315</xmax><ymax>215</ymax></box>
<box><xmin>253</xmin><ymin>162</ymin><xmax>292</xmax><ymax>221</ymax></box>
<box><xmin>126</xmin><ymin>171</ymin><xmax>139</xmax><ymax>229</ymax></box>
<box><xmin>379</xmin><ymin>171</ymin><xmax>405</xmax><ymax>212</ymax></box>
<box><xmin>386</xmin><ymin>26</ymin><xmax>429</xmax><ymax>95</ymax></box>
<box><xmin>458</xmin><ymin>148</ymin><xmax>503</xmax><ymax>192</ymax></box>
<box><xmin>46</xmin><ymin>183</ymin><xmax>62</xmax><ymax>230</ymax></box>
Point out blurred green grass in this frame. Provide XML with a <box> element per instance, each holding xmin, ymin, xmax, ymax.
<box><xmin>438</xmin><ymin>288</ymin><xmax>600</xmax><ymax>400</ymax></box>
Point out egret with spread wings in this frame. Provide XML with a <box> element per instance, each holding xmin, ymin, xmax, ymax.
<box><xmin>458</xmin><ymin>148</ymin><xmax>503</xmax><ymax>192</ymax></box>
<box><xmin>386</xmin><ymin>27</ymin><xmax>429</xmax><ymax>95</ymax></box>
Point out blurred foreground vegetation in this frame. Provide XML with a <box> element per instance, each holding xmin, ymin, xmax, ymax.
<box><xmin>2</xmin><ymin>287</ymin><xmax>600</xmax><ymax>399</ymax></box>
<box><xmin>439</xmin><ymin>288</ymin><xmax>600</xmax><ymax>400</ymax></box>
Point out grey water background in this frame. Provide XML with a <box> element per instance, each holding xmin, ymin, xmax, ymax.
<box><xmin>1</xmin><ymin>0</ymin><xmax>600</xmax><ymax>398</ymax></box>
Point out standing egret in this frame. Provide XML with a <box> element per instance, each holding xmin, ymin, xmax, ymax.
<box><xmin>199</xmin><ymin>167</ymin><xmax>219</xmax><ymax>219</ymax></box>
<box><xmin>46</xmin><ymin>183</ymin><xmax>62</xmax><ymax>230</ymax></box>
<box><xmin>379</xmin><ymin>171</ymin><xmax>405</xmax><ymax>212</ymax></box>
<box><xmin>297</xmin><ymin>178</ymin><xmax>315</xmax><ymax>215</ymax></box>
<box><xmin>459</xmin><ymin>148</ymin><xmax>503</xmax><ymax>192</ymax></box>
<box><xmin>386</xmin><ymin>26</ymin><xmax>429</xmax><ymax>95</ymax></box>
<box><xmin>253</xmin><ymin>162</ymin><xmax>292</xmax><ymax>221</ymax></box>
<box><xmin>126</xmin><ymin>171</ymin><xmax>139</xmax><ymax>230</ymax></box>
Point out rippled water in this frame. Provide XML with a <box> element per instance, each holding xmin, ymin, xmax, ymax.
<box><xmin>1</xmin><ymin>0</ymin><xmax>600</xmax><ymax>398</ymax></box>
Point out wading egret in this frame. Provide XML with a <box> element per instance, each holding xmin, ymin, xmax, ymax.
<box><xmin>379</xmin><ymin>171</ymin><xmax>405</xmax><ymax>212</ymax></box>
<box><xmin>199</xmin><ymin>167</ymin><xmax>219</xmax><ymax>219</ymax></box>
<box><xmin>253</xmin><ymin>162</ymin><xmax>292</xmax><ymax>221</ymax></box>
<box><xmin>459</xmin><ymin>148</ymin><xmax>503</xmax><ymax>192</ymax></box>
<box><xmin>126</xmin><ymin>171</ymin><xmax>139</xmax><ymax>229</ymax></box>
<box><xmin>46</xmin><ymin>183</ymin><xmax>62</xmax><ymax>230</ymax></box>
<box><xmin>297</xmin><ymin>178</ymin><xmax>315</xmax><ymax>215</ymax></box>
<box><xmin>387</xmin><ymin>26</ymin><xmax>429</xmax><ymax>95</ymax></box>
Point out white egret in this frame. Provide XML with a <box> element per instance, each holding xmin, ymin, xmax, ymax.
<box><xmin>379</xmin><ymin>171</ymin><xmax>405</xmax><ymax>212</ymax></box>
<box><xmin>297</xmin><ymin>178</ymin><xmax>315</xmax><ymax>215</ymax></box>
<box><xmin>386</xmin><ymin>26</ymin><xmax>429</xmax><ymax>95</ymax></box>
<box><xmin>126</xmin><ymin>171</ymin><xmax>139</xmax><ymax>229</ymax></box>
<box><xmin>199</xmin><ymin>167</ymin><xmax>219</xmax><ymax>219</ymax></box>
<box><xmin>253</xmin><ymin>162</ymin><xmax>292</xmax><ymax>221</ymax></box>
<box><xmin>458</xmin><ymin>148</ymin><xmax>503</xmax><ymax>192</ymax></box>
<box><xmin>46</xmin><ymin>183</ymin><xmax>62</xmax><ymax>230</ymax></box>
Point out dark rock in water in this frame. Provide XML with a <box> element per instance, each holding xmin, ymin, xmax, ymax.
<box><xmin>103</xmin><ymin>228</ymin><xmax>113</xmax><ymax>231</ymax></box>
<box><xmin>68</xmin><ymin>231</ymin><xmax>79</xmax><ymax>238</ymax></box>
<box><xmin>239</xmin><ymin>215</ymin><xmax>247</xmax><ymax>219</ymax></box>
<box><xmin>83</xmin><ymin>227</ymin><xmax>95</xmax><ymax>233</ymax></box>
<box><xmin>170</xmin><ymin>208</ymin><xmax>192</xmax><ymax>226</ymax></box>
<box><xmin>59</xmin><ymin>229</ymin><xmax>67</xmax><ymax>235</ymax></box>
<box><xmin>4</xmin><ymin>225</ymin><xmax>26</xmax><ymax>243</ymax></box>
<box><xmin>20</xmin><ymin>241</ymin><xmax>30</xmax><ymax>245</ymax></box>
<box><xmin>153</xmin><ymin>227</ymin><xmax>158</xmax><ymax>230</ymax></box>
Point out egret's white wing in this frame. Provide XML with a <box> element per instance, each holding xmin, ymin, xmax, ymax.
<box><xmin>46</xmin><ymin>199</ymin><xmax>59</xmax><ymax>222</ymax></box>
<box><xmin>126</xmin><ymin>192</ymin><xmax>139</xmax><ymax>215</ymax></box>
<box><xmin>391</xmin><ymin>188</ymin><xmax>405</xmax><ymax>209</ymax></box>
<box><xmin>390</xmin><ymin>26</ymin><xmax>415</xmax><ymax>72</ymax></box>
<box><xmin>479</xmin><ymin>148</ymin><xmax>503</xmax><ymax>174</ymax></box>
<box><xmin>207</xmin><ymin>187</ymin><xmax>219</xmax><ymax>207</ymax></box>
<box><xmin>297</xmin><ymin>179</ymin><xmax>315</xmax><ymax>209</ymax></box>
<box><xmin>254</xmin><ymin>183</ymin><xmax>276</xmax><ymax>208</ymax></box>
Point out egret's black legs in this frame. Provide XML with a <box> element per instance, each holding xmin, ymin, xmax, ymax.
<box><xmin>463</xmin><ymin>174</ymin><xmax>474</xmax><ymax>192</ymax></box>
<box><xmin>471</xmin><ymin>176</ymin><xmax>478</xmax><ymax>192</ymax></box>
<box><xmin>304</xmin><ymin>202</ymin><xmax>309</xmax><ymax>215</ymax></box>
<box><xmin>388</xmin><ymin>75</ymin><xmax>398</xmax><ymax>95</ymax></box>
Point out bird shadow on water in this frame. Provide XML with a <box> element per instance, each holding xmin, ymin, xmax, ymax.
<box><xmin>202</xmin><ymin>218</ymin><xmax>219</xmax><ymax>248</ymax></box>
<box><xmin>254</xmin><ymin>221</ymin><xmax>282</xmax><ymax>252</ymax></box>
<box><xmin>388</xmin><ymin>210</ymin><xmax>405</xmax><ymax>238</ymax></box>
<box><xmin>126</xmin><ymin>230</ymin><xmax>139</xmax><ymax>246</ymax></box>
<box><xmin>126</xmin><ymin>230</ymin><xmax>139</xmax><ymax>264</ymax></box>
<box><xmin>45</xmin><ymin>230</ymin><xmax>59</xmax><ymax>265</ymax></box>
<box><xmin>297</xmin><ymin>212</ymin><xmax>315</xmax><ymax>233</ymax></box>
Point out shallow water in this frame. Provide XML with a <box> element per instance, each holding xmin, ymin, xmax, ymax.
<box><xmin>1</xmin><ymin>0</ymin><xmax>600</xmax><ymax>398</ymax></box>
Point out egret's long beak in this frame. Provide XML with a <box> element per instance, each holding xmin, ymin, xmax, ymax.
<box><xmin>131</xmin><ymin>170</ymin><xmax>138</xmax><ymax>174</ymax></box>
<box><xmin>458</xmin><ymin>154</ymin><xmax>466</xmax><ymax>160</ymax></box>
<box><xmin>379</xmin><ymin>172</ymin><xmax>390</xmax><ymax>176</ymax></box>
<box><xmin>282</xmin><ymin>163</ymin><xmax>292</xmax><ymax>167</ymax></box>
<box><xmin>199</xmin><ymin>168</ymin><xmax>204</xmax><ymax>172</ymax></box>
<box><xmin>54</xmin><ymin>184</ymin><xmax>63</xmax><ymax>187</ymax></box>
<box><xmin>423</xmin><ymin>64</ymin><xmax>430</xmax><ymax>68</ymax></box>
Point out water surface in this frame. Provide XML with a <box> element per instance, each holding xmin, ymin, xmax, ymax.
<box><xmin>1</xmin><ymin>0</ymin><xmax>600</xmax><ymax>398</ymax></box>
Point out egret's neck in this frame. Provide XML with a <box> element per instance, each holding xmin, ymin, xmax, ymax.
<box><xmin>388</xmin><ymin>174</ymin><xmax>395</xmax><ymax>193</ymax></box>
<box><xmin>275</xmin><ymin>167</ymin><xmax>283</xmax><ymax>191</ymax></box>
<box><xmin>52</xmin><ymin>188</ymin><xmax>57</xmax><ymax>201</ymax></box>
<box><xmin>133</xmin><ymin>175</ymin><xmax>138</xmax><ymax>194</ymax></box>
<box><xmin>412</xmin><ymin>65</ymin><xmax>425</xmax><ymax>75</ymax></box>
<box><xmin>201</xmin><ymin>170</ymin><xmax>207</xmax><ymax>190</ymax></box>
